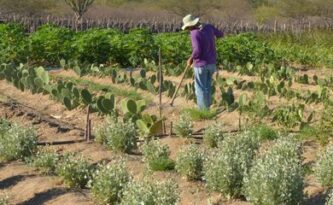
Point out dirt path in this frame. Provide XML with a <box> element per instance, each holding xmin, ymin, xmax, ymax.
<box><xmin>0</xmin><ymin>161</ymin><xmax>92</xmax><ymax>205</ymax></box>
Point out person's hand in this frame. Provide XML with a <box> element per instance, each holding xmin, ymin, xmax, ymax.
<box><xmin>187</xmin><ymin>57</ymin><xmax>193</xmax><ymax>67</ymax></box>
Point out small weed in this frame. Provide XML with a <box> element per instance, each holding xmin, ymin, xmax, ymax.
<box><xmin>203</xmin><ymin>122</ymin><xmax>224</xmax><ymax>148</ymax></box>
<box><xmin>105</xmin><ymin>120</ymin><xmax>137</xmax><ymax>153</ymax></box>
<box><xmin>0</xmin><ymin>120</ymin><xmax>37</xmax><ymax>162</ymax></box>
<box><xmin>182</xmin><ymin>108</ymin><xmax>219</xmax><ymax>121</ymax></box>
<box><xmin>174</xmin><ymin>113</ymin><xmax>193</xmax><ymax>138</ymax></box>
<box><xmin>27</xmin><ymin>148</ymin><xmax>60</xmax><ymax>175</ymax></box>
<box><xmin>249</xmin><ymin>124</ymin><xmax>278</xmax><ymax>141</ymax></box>
<box><xmin>303</xmin><ymin>163</ymin><xmax>314</xmax><ymax>176</ymax></box>
<box><xmin>142</xmin><ymin>140</ymin><xmax>174</xmax><ymax>171</ymax></box>
<box><xmin>120</xmin><ymin>178</ymin><xmax>179</xmax><ymax>205</ymax></box>
<box><xmin>297</xmin><ymin>126</ymin><xmax>330</xmax><ymax>146</ymax></box>
<box><xmin>175</xmin><ymin>144</ymin><xmax>204</xmax><ymax>180</ymax></box>
<box><xmin>89</xmin><ymin>161</ymin><xmax>130</xmax><ymax>205</ymax></box>
<box><xmin>56</xmin><ymin>154</ymin><xmax>93</xmax><ymax>189</ymax></box>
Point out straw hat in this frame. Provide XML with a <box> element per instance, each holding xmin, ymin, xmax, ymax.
<box><xmin>182</xmin><ymin>14</ymin><xmax>200</xmax><ymax>30</ymax></box>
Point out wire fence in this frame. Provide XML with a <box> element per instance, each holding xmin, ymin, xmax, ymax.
<box><xmin>1</xmin><ymin>15</ymin><xmax>333</xmax><ymax>33</ymax></box>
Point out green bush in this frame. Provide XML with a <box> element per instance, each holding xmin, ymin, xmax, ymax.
<box><xmin>314</xmin><ymin>145</ymin><xmax>333</xmax><ymax>187</ymax></box>
<box><xmin>29</xmin><ymin>24</ymin><xmax>74</xmax><ymax>64</ymax></box>
<box><xmin>89</xmin><ymin>161</ymin><xmax>130</xmax><ymax>205</ymax></box>
<box><xmin>0</xmin><ymin>121</ymin><xmax>37</xmax><ymax>162</ymax></box>
<box><xmin>204</xmin><ymin>131</ymin><xmax>260</xmax><ymax>198</ymax></box>
<box><xmin>249</xmin><ymin>124</ymin><xmax>278</xmax><ymax>141</ymax></box>
<box><xmin>174</xmin><ymin>113</ymin><xmax>193</xmax><ymax>138</ymax></box>
<box><xmin>0</xmin><ymin>23</ymin><xmax>28</xmax><ymax>64</ymax></box>
<box><xmin>203</xmin><ymin>122</ymin><xmax>224</xmax><ymax>148</ymax></box>
<box><xmin>218</xmin><ymin>33</ymin><xmax>278</xmax><ymax>66</ymax></box>
<box><xmin>142</xmin><ymin>140</ymin><xmax>174</xmax><ymax>171</ymax></box>
<box><xmin>121</xmin><ymin>28</ymin><xmax>158</xmax><ymax>67</ymax></box>
<box><xmin>243</xmin><ymin>138</ymin><xmax>304</xmax><ymax>205</ymax></box>
<box><xmin>326</xmin><ymin>192</ymin><xmax>333</xmax><ymax>205</ymax></box>
<box><xmin>154</xmin><ymin>32</ymin><xmax>190</xmax><ymax>66</ymax></box>
<box><xmin>120</xmin><ymin>179</ymin><xmax>179</xmax><ymax>205</ymax></box>
<box><xmin>28</xmin><ymin>149</ymin><xmax>60</xmax><ymax>175</ymax></box>
<box><xmin>175</xmin><ymin>144</ymin><xmax>204</xmax><ymax>180</ymax></box>
<box><xmin>94</xmin><ymin>116</ymin><xmax>115</xmax><ymax>145</ymax></box>
<box><xmin>56</xmin><ymin>154</ymin><xmax>93</xmax><ymax>188</ymax></box>
<box><xmin>105</xmin><ymin>120</ymin><xmax>137</xmax><ymax>153</ymax></box>
<box><xmin>73</xmin><ymin>28</ymin><xmax>121</xmax><ymax>64</ymax></box>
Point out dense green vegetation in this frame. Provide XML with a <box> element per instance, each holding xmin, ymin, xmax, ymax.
<box><xmin>259</xmin><ymin>31</ymin><xmax>333</xmax><ymax>68</ymax></box>
<box><xmin>1</xmin><ymin>23</ymin><xmax>332</xmax><ymax>75</ymax></box>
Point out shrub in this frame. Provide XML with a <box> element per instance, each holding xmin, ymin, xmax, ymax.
<box><xmin>327</xmin><ymin>192</ymin><xmax>333</xmax><ymax>205</ymax></box>
<box><xmin>89</xmin><ymin>161</ymin><xmax>130</xmax><ymax>205</ymax></box>
<box><xmin>105</xmin><ymin>120</ymin><xmax>137</xmax><ymax>153</ymax></box>
<box><xmin>142</xmin><ymin>140</ymin><xmax>174</xmax><ymax>171</ymax></box>
<box><xmin>29</xmin><ymin>24</ymin><xmax>74</xmax><ymax>64</ymax></box>
<box><xmin>204</xmin><ymin>131</ymin><xmax>260</xmax><ymax>198</ymax></box>
<box><xmin>0</xmin><ymin>23</ymin><xmax>28</xmax><ymax>64</ymax></box>
<box><xmin>175</xmin><ymin>144</ymin><xmax>204</xmax><ymax>180</ymax></box>
<box><xmin>56</xmin><ymin>154</ymin><xmax>93</xmax><ymax>188</ymax></box>
<box><xmin>28</xmin><ymin>148</ymin><xmax>60</xmax><ymax>175</ymax></box>
<box><xmin>203</xmin><ymin>122</ymin><xmax>224</xmax><ymax>148</ymax></box>
<box><xmin>0</xmin><ymin>122</ymin><xmax>37</xmax><ymax>162</ymax></box>
<box><xmin>314</xmin><ymin>145</ymin><xmax>333</xmax><ymax>187</ymax></box>
<box><xmin>217</xmin><ymin>33</ymin><xmax>278</xmax><ymax>66</ymax></box>
<box><xmin>120</xmin><ymin>179</ymin><xmax>179</xmax><ymax>205</ymax></box>
<box><xmin>121</xmin><ymin>28</ymin><xmax>158</xmax><ymax>67</ymax></box>
<box><xmin>249</xmin><ymin>124</ymin><xmax>278</xmax><ymax>141</ymax></box>
<box><xmin>94</xmin><ymin>117</ymin><xmax>114</xmax><ymax>145</ymax></box>
<box><xmin>73</xmin><ymin>28</ymin><xmax>121</xmax><ymax>64</ymax></box>
<box><xmin>243</xmin><ymin>138</ymin><xmax>304</xmax><ymax>205</ymax></box>
<box><xmin>174</xmin><ymin>113</ymin><xmax>193</xmax><ymax>138</ymax></box>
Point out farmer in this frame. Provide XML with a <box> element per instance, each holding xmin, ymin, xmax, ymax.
<box><xmin>182</xmin><ymin>14</ymin><xmax>224</xmax><ymax>109</ymax></box>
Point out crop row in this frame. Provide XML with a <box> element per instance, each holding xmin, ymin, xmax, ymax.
<box><xmin>0</xmin><ymin>23</ymin><xmax>279</xmax><ymax>69</ymax></box>
<box><xmin>58</xmin><ymin>61</ymin><xmax>333</xmax><ymax>132</ymax></box>
<box><xmin>0</xmin><ymin>63</ymin><xmax>163</xmax><ymax>137</ymax></box>
<box><xmin>1</xmin><ymin>118</ymin><xmax>333</xmax><ymax>205</ymax></box>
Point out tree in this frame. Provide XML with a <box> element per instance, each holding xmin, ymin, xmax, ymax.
<box><xmin>64</xmin><ymin>0</ymin><xmax>95</xmax><ymax>31</ymax></box>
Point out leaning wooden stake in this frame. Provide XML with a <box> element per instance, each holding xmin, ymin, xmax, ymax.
<box><xmin>158</xmin><ymin>48</ymin><xmax>163</xmax><ymax>119</ymax></box>
<box><xmin>85</xmin><ymin>105</ymin><xmax>91</xmax><ymax>141</ymax></box>
<box><xmin>158</xmin><ymin>48</ymin><xmax>166</xmax><ymax>134</ymax></box>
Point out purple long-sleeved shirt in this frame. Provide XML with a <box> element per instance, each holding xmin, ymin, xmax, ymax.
<box><xmin>190</xmin><ymin>24</ymin><xmax>224</xmax><ymax>67</ymax></box>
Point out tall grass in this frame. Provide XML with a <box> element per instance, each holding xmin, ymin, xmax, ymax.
<box><xmin>259</xmin><ymin>30</ymin><xmax>333</xmax><ymax>68</ymax></box>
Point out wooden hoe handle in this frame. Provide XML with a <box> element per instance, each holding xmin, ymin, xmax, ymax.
<box><xmin>170</xmin><ymin>64</ymin><xmax>191</xmax><ymax>106</ymax></box>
